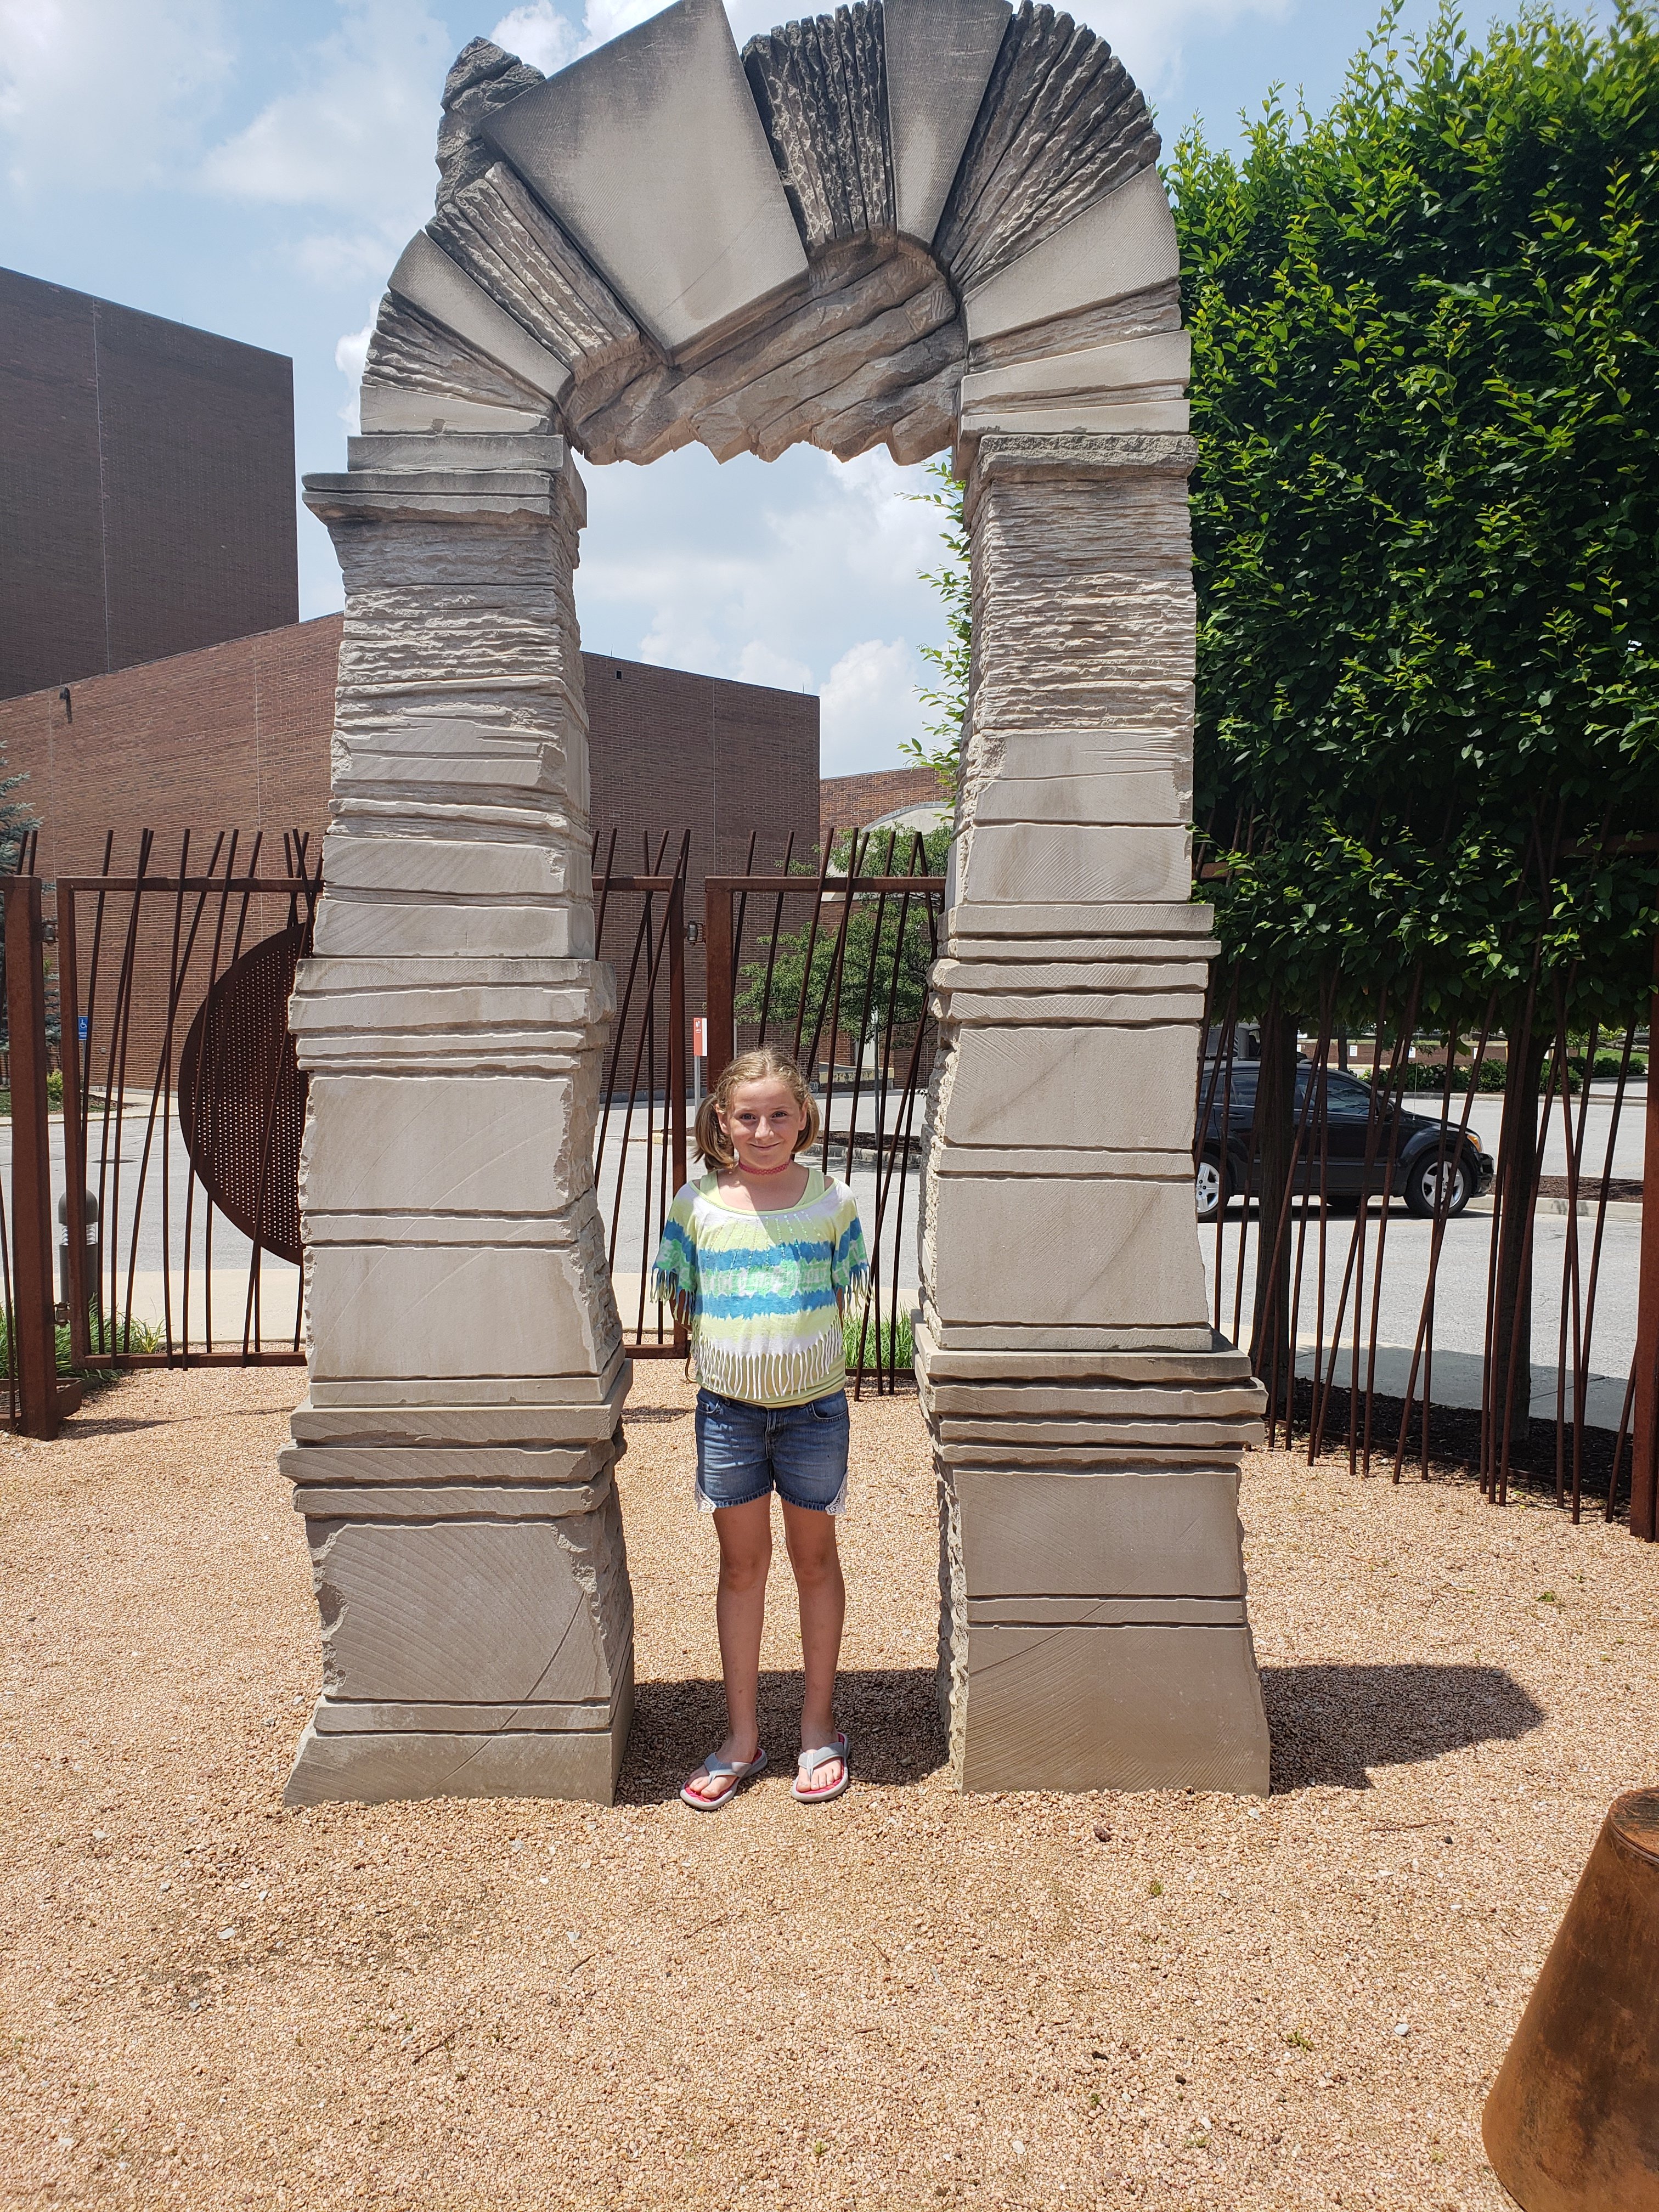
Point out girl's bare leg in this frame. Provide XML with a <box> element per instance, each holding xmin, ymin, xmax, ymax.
<box><xmin>684</xmin><ymin>1494</ymin><xmax>772</xmax><ymax>1804</ymax></box>
<box><xmin>781</xmin><ymin>1500</ymin><xmax>845</xmax><ymax>1793</ymax></box>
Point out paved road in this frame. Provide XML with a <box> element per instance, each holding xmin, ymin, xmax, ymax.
<box><xmin>1199</xmin><ymin>1203</ymin><xmax>1635</xmax><ymax>1427</ymax></box>
<box><xmin>1454</xmin><ymin>1081</ymin><xmax>1644</xmax><ymax>1183</ymax></box>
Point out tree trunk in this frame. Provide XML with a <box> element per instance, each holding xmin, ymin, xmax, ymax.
<box><xmin>1491</xmin><ymin>1021</ymin><xmax>1547</xmax><ymax>1470</ymax></box>
<box><xmin>1250</xmin><ymin>1001</ymin><xmax>1300</xmax><ymax>1423</ymax></box>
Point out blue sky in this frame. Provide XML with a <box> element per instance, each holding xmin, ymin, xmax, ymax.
<box><xmin>0</xmin><ymin>0</ymin><xmax>1614</xmax><ymax>771</ymax></box>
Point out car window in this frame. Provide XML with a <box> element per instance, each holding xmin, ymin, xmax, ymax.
<box><xmin>1292</xmin><ymin>1065</ymin><xmax>1377</xmax><ymax>1120</ymax></box>
<box><xmin>1324</xmin><ymin>1070</ymin><xmax>1376</xmax><ymax>1120</ymax></box>
<box><xmin>1201</xmin><ymin>1064</ymin><xmax>1258</xmax><ymax>1110</ymax></box>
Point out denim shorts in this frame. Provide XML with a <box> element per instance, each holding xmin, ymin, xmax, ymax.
<box><xmin>694</xmin><ymin>1387</ymin><xmax>850</xmax><ymax>1516</ymax></box>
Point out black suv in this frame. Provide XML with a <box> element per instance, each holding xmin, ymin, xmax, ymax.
<box><xmin>1196</xmin><ymin>1062</ymin><xmax>1496</xmax><ymax>1222</ymax></box>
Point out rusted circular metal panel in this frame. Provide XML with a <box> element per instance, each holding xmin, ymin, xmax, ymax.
<box><xmin>177</xmin><ymin>924</ymin><xmax>306</xmax><ymax>1268</ymax></box>
<box><xmin>1483</xmin><ymin>1788</ymin><xmax>1659</xmax><ymax>2210</ymax></box>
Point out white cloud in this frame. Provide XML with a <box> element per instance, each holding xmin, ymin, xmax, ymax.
<box><xmin>201</xmin><ymin>0</ymin><xmax>450</xmax><ymax>292</ymax></box>
<box><xmin>736</xmin><ymin>641</ymin><xmax>814</xmax><ymax>693</ymax></box>
<box><xmin>334</xmin><ymin>312</ymin><xmax>375</xmax><ymax>431</ymax></box>
<box><xmin>0</xmin><ymin>0</ymin><xmax>232</xmax><ymax>191</ymax></box>
<box><xmin>1083</xmin><ymin>0</ymin><xmax>1294</xmax><ymax>95</ymax></box>
<box><xmin>820</xmin><ymin>640</ymin><xmax>922</xmax><ymax>775</ymax></box>
<box><xmin>577</xmin><ymin>442</ymin><xmax>949</xmax><ymax>777</ymax></box>
<box><xmin>488</xmin><ymin>2</ymin><xmax>580</xmax><ymax>74</ymax></box>
<box><xmin>489</xmin><ymin>0</ymin><xmax>669</xmax><ymax>71</ymax></box>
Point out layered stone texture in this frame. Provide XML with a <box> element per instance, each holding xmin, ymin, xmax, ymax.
<box><xmin>920</xmin><ymin>431</ymin><xmax>1271</xmax><ymax>1793</ymax></box>
<box><xmin>285</xmin><ymin>435</ymin><xmax>634</xmax><ymax>1807</ymax></box>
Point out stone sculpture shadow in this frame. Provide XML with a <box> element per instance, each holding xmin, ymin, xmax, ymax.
<box><xmin>619</xmin><ymin>1666</ymin><xmax>945</xmax><ymax>1802</ymax></box>
<box><xmin>1262</xmin><ymin>1662</ymin><xmax>1545</xmax><ymax>1793</ymax></box>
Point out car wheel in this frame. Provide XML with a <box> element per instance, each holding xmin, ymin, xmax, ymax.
<box><xmin>1195</xmin><ymin>1151</ymin><xmax>1227</xmax><ymax>1222</ymax></box>
<box><xmin>1403</xmin><ymin>1151</ymin><xmax>1475</xmax><ymax>1220</ymax></box>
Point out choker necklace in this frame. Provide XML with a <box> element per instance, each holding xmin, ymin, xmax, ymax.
<box><xmin>737</xmin><ymin>1157</ymin><xmax>800</xmax><ymax>1178</ymax></box>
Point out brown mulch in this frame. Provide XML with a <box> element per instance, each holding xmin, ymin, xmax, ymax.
<box><xmin>1</xmin><ymin>1362</ymin><xmax>1655</xmax><ymax>2210</ymax></box>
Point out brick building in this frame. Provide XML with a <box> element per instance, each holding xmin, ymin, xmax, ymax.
<box><xmin>1</xmin><ymin>268</ymin><xmax>298</xmax><ymax>703</ymax></box>
<box><xmin>0</xmin><ymin>617</ymin><xmax>819</xmax><ymax>1071</ymax></box>
<box><xmin>820</xmin><ymin>765</ymin><xmax>946</xmax><ymax>842</ymax></box>
<box><xmin>0</xmin><ymin>614</ymin><xmax>816</xmax><ymax>886</ymax></box>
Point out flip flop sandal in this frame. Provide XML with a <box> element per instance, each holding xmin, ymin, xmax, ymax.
<box><xmin>792</xmin><ymin>1733</ymin><xmax>850</xmax><ymax>1805</ymax></box>
<box><xmin>680</xmin><ymin>1748</ymin><xmax>767</xmax><ymax>1811</ymax></box>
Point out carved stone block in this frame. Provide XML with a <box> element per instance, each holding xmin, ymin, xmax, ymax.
<box><xmin>479</xmin><ymin>0</ymin><xmax>808</xmax><ymax>354</ymax></box>
<box><xmin>962</xmin><ymin>163</ymin><xmax>1180</xmax><ymax>345</ymax></box>
<box><xmin>884</xmin><ymin>0</ymin><xmax>1011</xmax><ymax>246</ymax></box>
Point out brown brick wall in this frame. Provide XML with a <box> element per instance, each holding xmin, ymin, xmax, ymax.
<box><xmin>0</xmin><ymin>616</ymin><xmax>340</xmax><ymax>883</ymax></box>
<box><xmin>0</xmin><ymin>619</ymin><xmax>821</xmax><ymax>1075</ymax></box>
<box><xmin>820</xmin><ymin>765</ymin><xmax>946</xmax><ymax>840</ymax></box>
<box><xmin>0</xmin><ymin>267</ymin><xmax>298</xmax><ymax>702</ymax></box>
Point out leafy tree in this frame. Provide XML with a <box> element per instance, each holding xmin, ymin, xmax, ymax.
<box><xmin>1180</xmin><ymin>4</ymin><xmax>1658</xmax><ymax>1018</ymax></box>
<box><xmin>735</xmin><ymin>825</ymin><xmax>950</xmax><ymax>1068</ymax></box>
<box><xmin>0</xmin><ymin>754</ymin><xmax>33</xmax><ymax>874</ymax></box>
<box><xmin>909</xmin><ymin>5</ymin><xmax>1659</xmax><ymax>1435</ymax></box>
<box><xmin>901</xmin><ymin>459</ymin><xmax>972</xmax><ymax>799</ymax></box>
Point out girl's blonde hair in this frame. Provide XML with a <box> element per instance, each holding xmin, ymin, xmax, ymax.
<box><xmin>696</xmin><ymin>1045</ymin><xmax>821</xmax><ymax>1170</ymax></box>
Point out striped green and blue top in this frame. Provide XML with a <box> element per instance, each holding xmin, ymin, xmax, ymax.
<box><xmin>650</xmin><ymin>1169</ymin><xmax>870</xmax><ymax>1408</ymax></box>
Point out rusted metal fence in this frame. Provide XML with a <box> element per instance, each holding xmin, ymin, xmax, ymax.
<box><xmin>0</xmin><ymin>830</ymin><xmax>943</xmax><ymax>1434</ymax></box>
<box><xmin>12</xmin><ymin>825</ymin><xmax>1643</xmax><ymax>1523</ymax></box>
<box><xmin>1</xmin><ymin>837</ymin><xmax>320</xmax><ymax>1434</ymax></box>
<box><xmin>591</xmin><ymin>831</ymin><xmax>690</xmax><ymax>1360</ymax></box>
<box><xmin>1196</xmin><ymin>963</ymin><xmax>1655</xmax><ymax>1531</ymax></box>
<box><xmin>704</xmin><ymin>826</ymin><xmax>944</xmax><ymax>1396</ymax></box>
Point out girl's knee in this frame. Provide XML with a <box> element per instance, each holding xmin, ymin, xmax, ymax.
<box><xmin>788</xmin><ymin>1529</ymin><xmax>842</xmax><ymax>1587</ymax></box>
<box><xmin>719</xmin><ymin>1545</ymin><xmax>772</xmax><ymax>1595</ymax></box>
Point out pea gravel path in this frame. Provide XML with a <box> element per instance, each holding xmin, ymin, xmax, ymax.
<box><xmin>1</xmin><ymin>1363</ymin><xmax>1655</xmax><ymax>2211</ymax></box>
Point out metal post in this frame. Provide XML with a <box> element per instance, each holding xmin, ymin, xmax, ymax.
<box><xmin>57</xmin><ymin>884</ymin><xmax>92</xmax><ymax>1367</ymax></box>
<box><xmin>1629</xmin><ymin>938</ymin><xmax>1659</xmax><ymax>1541</ymax></box>
<box><xmin>5</xmin><ymin>877</ymin><xmax>62</xmax><ymax>1438</ymax></box>
<box><xmin>704</xmin><ymin>880</ymin><xmax>734</xmax><ymax>1078</ymax></box>
<box><xmin>667</xmin><ymin>868</ymin><xmax>689</xmax><ymax>1361</ymax></box>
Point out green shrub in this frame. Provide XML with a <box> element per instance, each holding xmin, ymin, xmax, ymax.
<box><xmin>845</xmin><ymin>1304</ymin><xmax>915</xmax><ymax>1376</ymax></box>
<box><xmin>0</xmin><ymin>1305</ymin><xmax>163</xmax><ymax>1393</ymax></box>
<box><xmin>1395</xmin><ymin>1058</ymin><xmax>1509</xmax><ymax>1093</ymax></box>
<box><xmin>0</xmin><ymin>1069</ymin><xmax>67</xmax><ymax>1117</ymax></box>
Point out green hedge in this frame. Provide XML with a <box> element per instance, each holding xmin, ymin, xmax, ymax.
<box><xmin>1387</xmin><ymin>1052</ymin><xmax>1645</xmax><ymax>1093</ymax></box>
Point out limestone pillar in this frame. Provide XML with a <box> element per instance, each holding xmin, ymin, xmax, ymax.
<box><xmin>920</xmin><ymin>430</ymin><xmax>1271</xmax><ymax>1795</ymax></box>
<box><xmin>281</xmin><ymin>432</ymin><xmax>634</xmax><ymax>1806</ymax></box>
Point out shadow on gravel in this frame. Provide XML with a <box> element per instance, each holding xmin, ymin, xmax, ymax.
<box><xmin>1263</xmin><ymin>1661</ymin><xmax>1545</xmax><ymax>1792</ymax></box>
<box><xmin>621</xmin><ymin>1665</ymin><xmax>945</xmax><ymax>1802</ymax></box>
<box><xmin>62</xmin><ymin>1404</ymin><xmax>300</xmax><ymax>1438</ymax></box>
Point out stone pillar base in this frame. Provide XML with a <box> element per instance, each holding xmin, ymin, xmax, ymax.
<box><xmin>285</xmin><ymin>1669</ymin><xmax>634</xmax><ymax>1808</ymax></box>
<box><xmin>924</xmin><ymin>1328</ymin><xmax>1271</xmax><ymax>1795</ymax></box>
<box><xmin>279</xmin><ymin>1383</ymin><xmax>634</xmax><ymax>1808</ymax></box>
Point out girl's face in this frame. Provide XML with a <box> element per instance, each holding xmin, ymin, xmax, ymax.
<box><xmin>719</xmin><ymin>1077</ymin><xmax>809</xmax><ymax>1171</ymax></box>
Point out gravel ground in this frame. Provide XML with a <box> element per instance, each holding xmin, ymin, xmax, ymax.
<box><xmin>2</xmin><ymin>1363</ymin><xmax>1656</xmax><ymax>2212</ymax></box>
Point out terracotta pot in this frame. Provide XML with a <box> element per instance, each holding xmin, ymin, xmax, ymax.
<box><xmin>1483</xmin><ymin>1789</ymin><xmax>1659</xmax><ymax>2209</ymax></box>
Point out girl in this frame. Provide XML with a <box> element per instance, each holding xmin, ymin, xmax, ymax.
<box><xmin>651</xmin><ymin>1045</ymin><xmax>869</xmax><ymax>1810</ymax></box>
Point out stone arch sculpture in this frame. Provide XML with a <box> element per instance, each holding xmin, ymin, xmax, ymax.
<box><xmin>283</xmin><ymin>0</ymin><xmax>1271</xmax><ymax>1806</ymax></box>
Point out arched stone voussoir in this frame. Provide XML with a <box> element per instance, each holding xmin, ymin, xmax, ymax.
<box><xmin>354</xmin><ymin>0</ymin><xmax>1188</xmax><ymax>465</ymax></box>
<box><xmin>569</xmin><ymin>237</ymin><xmax>963</xmax><ymax>468</ymax></box>
<box><xmin>361</xmin><ymin>291</ymin><xmax>555</xmax><ymax>438</ymax></box>
<box><xmin>481</xmin><ymin>0</ymin><xmax>809</xmax><ymax>360</ymax></box>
